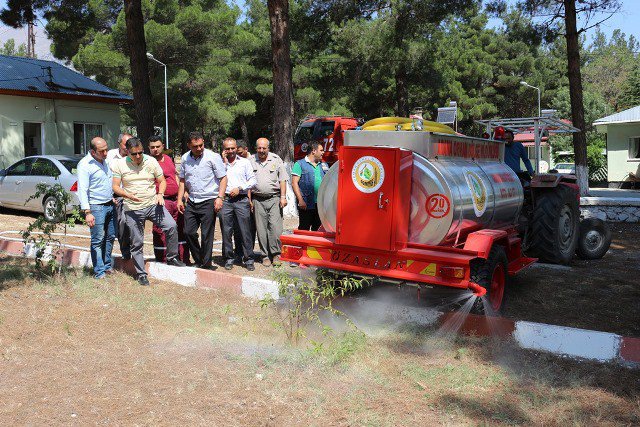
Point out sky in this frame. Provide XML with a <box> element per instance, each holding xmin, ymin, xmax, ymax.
<box><xmin>0</xmin><ymin>0</ymin><xmax>639</xmax><ymax>63</ymax></box>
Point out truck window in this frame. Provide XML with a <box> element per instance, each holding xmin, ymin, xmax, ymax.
<box><xmin>317</xmin><ymin>121</ymin><xmax>335</xmax><ymax>138</ymax></box>
<box><xmin>294</xmin><ymin>123</ymin><xmax>314</xmax><ymax>144</ymax></box>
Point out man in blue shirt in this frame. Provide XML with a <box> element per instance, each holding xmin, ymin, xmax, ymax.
<box><xmin>503</xmin><ymin>130</ymin><xmax>535</xmax><ymax>178</ymax></box>
<box><xmin>77</xmin><ymin>137</ymin><xmax>116</xmax><ymax>279</ymax></box>
<box><xmin>177</xmin><ymin>131</ymin><xmax>228</xmax><ymax>270</ymax></box>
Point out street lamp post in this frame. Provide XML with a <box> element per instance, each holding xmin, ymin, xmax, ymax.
<box><xmin>521</xmin><ymin>81</ymin><xmax>542</xmax><ymax>173</ymax></box>
<box><xmin>146</xmin><ymin>52</ymin><xmax>169</xmax><ymax>149</ymax></box>
<box><xmin>520</xmin><ymin>80</ymin><xmax>541</xmax><ymax>117</ymax></box>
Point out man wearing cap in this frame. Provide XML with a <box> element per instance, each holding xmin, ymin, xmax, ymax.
<box><xmin>111</xmin><ymin>137</ymin><xmax>185</xmax><ymax>286</ymax></box>
<box><xmin>250</xmin><ymin>137</ymin><xmax>287</xmax><ymax>266</ymax></box>
<box><xmin>77</xmin><ymin>137</ymin><xmax>116</xmax><ymax>279</ymax></box>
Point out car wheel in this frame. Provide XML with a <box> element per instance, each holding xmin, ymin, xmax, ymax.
<box><xmin>43</xmin><ymin>195</ymin><xmax>62</xmax><ymax>222</ymax></box>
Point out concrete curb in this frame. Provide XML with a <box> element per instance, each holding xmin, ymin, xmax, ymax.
<box><xmin>0</xmin><ymin>237</ymin><xmax>279</xmax><ymax>300</ymax></box>
<box><xmin>1</xmin><ymin>237</ymin><xmax>638</xmax><ymax>367</ymax></box>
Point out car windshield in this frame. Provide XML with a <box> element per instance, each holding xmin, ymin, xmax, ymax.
<box><xmin>294</xmin><ymin>123</ymin><xmax>314</xmax><ymax>144</ymax></box>
<box><xmin>59</xmin><ymin>159</ymin><xmax>80</xmax><ymax>175</ymax></box>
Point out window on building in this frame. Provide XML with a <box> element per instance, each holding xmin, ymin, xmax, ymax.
<box><xmin>74</xmin><ymin>123</ymin><xmax>103</xmax><ymax>155</ymax></box>
<box><xmin>629</xmin><ymin>137</ymin><xmax>640</xmax><ymax>160</ymax></box>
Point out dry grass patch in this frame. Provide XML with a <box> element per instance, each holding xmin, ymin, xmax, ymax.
<box><xmin>0</xmin><ymin>256</ymin><xmax>639</xmax><ymax>425</ymax></box>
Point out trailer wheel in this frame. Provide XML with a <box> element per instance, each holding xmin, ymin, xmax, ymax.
<box><xmin>526</xmin><ymin>185</ymin><xmax>579</xmax><ymax>264</ymax></box>
<box><xmin>470</xmin><ymin>246</ymin><xmax>508</xmax><ymax>315</ymax></box>
<box><xmin>576</xmin><ymin>218</ymin><xmax>611</xmax><ymax>260</ymax></box>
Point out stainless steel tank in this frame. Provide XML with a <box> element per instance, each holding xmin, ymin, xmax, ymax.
<box><xmin>317</xmin><ymin>131</ymin><xmax>524</xmax><ymax>246</ymax></box>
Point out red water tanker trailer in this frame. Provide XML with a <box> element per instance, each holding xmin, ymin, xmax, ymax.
<box><xmin>281</xmin><ymin>126</ymin><xmax>583</xmax><ymax>314</ymax></box>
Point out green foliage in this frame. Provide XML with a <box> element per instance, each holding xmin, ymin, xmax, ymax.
<box><xmin>259</xmin><ymin>267</ymin><xmax>369</xmax><ymax>345</ymax></box>
<box><xmin>21</xmin><ymin>183</ymin><xmax>82</xmax><ymax>277</ymax></box>
<box><xmin>38</xmin><ymin>0</ymin><xmax>638</xmax><ymax>150</ymax></box>
<box><xmin>0</xmin><ymin>38</ymin><xmax>27</xmax><ymax>56</ymax></box>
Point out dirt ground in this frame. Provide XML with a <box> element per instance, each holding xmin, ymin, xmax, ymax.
<box><xmin>503</xmin><ymin>222</ymin><xmax>640</xmax><ymax>337</ymax></box>
<box><xmin>0</xmin><ymin>258</ymin><xmax>639</xmax><ymax>426</ymax></box>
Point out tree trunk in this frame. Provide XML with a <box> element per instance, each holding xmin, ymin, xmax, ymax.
<box><xmin>564</xmin><ymin>0</ymin><xmax>589</xmax><ymax>195</ymax></box>
<box><xmin>393</xmin><ymin>6</ymin><xmax>409</xmax><ymax>117</ymax></box>
<box><xmin>268</xmin><ymin>0</ymin><xmax>295</xmax><ymax>162</ymax></box>
<box><xmin>240</xmin><ymin>117</ymin><xmax>249</xmax><ymax>148</ymax></box>
<box><xmin>124</xmin><ymin>0</ymin><xmax>155</xmax><ymax>147</ymax></box>
<box><xmin>395</xmin><ymin>64</ymin><xmax>408</xmax><ymax>117</ymax></box>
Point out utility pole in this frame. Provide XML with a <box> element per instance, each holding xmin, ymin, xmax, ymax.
<box><xmin>27</xmin><ymin>21</ymin><xmax>35</xmax><ymax>58</ymax></box>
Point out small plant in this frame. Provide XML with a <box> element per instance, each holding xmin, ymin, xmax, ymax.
<box><xmin>21</xmin><ymin>183</ymin><xmax>82</xmax><ymax>277</ymax></box>
<box><xmin>259</xmin><ymin>267</ymin><xmax>369</xmax><ymax>345</ymax></box>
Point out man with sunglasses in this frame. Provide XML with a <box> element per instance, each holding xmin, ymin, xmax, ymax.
<box><xmin>77</xmin><ymin>137</ymin><xmax>116</xmax><ymax>279</ymax></box>
<box><xmin>111</xmin><ymin>137</ymin><xmax>185</xmax><ymax>286</ymax></box>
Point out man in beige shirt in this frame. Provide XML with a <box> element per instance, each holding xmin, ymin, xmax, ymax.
<box><xmin>111</xmin><ymin>137</ymin><xmax>185</xmax><ymax>285</ymax></box>
<box><xmin>250</xmin><ymin>137</ymin><xmax>287</xmax><ymax>266</ymax></box>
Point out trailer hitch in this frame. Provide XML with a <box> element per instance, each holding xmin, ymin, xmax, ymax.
<box><xmin>467</xmin><ymin>282</ymin><xmax>487</xmax><ymax>298</ymax></box>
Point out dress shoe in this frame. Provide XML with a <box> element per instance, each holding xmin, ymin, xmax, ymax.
<box><xmin>262</xmin><ymin>258</ymin><xmax>272</xmax><ymax>267</ymax></box>
<box><xmin>225</xmin><ymin>260</ymin><xmax>234</xmax><ymax>270</ymax></box>
<box><xmin>138</xmin><ymin>275</ymin><xmax>150</xmax><ymax>286</ymax></box>
<box><xmin>246</xmin><ymin>263</ymin><xmax>255</xmax><ymax>271</ymax></box>
<box><xmin>166</xmin><ymin>258</ymin><xmax>186</xmax><ymax>267</ymax></box>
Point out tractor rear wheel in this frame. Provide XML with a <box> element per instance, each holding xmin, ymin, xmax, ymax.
<box><xmin>470</xmin><ymin>245</ymin><xmax>508</xmax><ymax>316</ymax></box>
<box><xmin>526</xmin><ymin>185</ymin><xmax>579</xmax><ymax>264</ymax></box>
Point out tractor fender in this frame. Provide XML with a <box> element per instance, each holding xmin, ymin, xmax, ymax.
<box><xmin>462</xmin><ymin>229</ymin><xmax>509</xmax><ymax>259</ymax></box>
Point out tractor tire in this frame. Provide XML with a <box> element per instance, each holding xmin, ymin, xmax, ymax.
<box><xmin>576</xmin><ymin>218</ymin><xmax>611</xmax><ymax>260</ymax></box>
<box><xmin>470</xmin><ymin>245</ymin><xmax>508</xmax><ymax>316</ymax></box>
<box><xmin>526</xmin><ymin>185</ymin><xmax>579</xmax><ymax>265</ymax></box>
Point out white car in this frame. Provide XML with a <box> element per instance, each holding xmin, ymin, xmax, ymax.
<box><xmin>553</xmin><ymin>162</ymin><xmax>576</xmax><ymax>174</ymax></box>
<box><xmin>0</xmin><ymin>155</ymin><xmax>81</xmax><ymax>221</ymax></box>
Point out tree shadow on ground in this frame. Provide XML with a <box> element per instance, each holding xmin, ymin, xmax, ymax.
<box><xmin>0</xmin><ymin>258</ymin><xmax>27</xmax><ymax>290</ymax></box>
<box><xmin>434</xmin><ymin>393</ymin><xmax>531</xmax><ymax>425</ymax></box>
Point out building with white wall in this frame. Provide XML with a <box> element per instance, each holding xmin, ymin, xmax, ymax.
<box><xmin>0</xmin><ymin>55</ymin><xmax>131</xmax><ymax>168</ymax></box>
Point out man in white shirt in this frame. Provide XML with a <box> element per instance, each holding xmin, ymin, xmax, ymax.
<box><xmin>221</xmin><ymin>137</ymin><xmax>256</xmax><ymax>271</ymax></box>
<box><xmin>107</xmin><ymin>133</ymin><xmax>132</xmax><ymax>260</ymax></box>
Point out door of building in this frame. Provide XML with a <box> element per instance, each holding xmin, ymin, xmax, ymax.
<box><xmin>23</xmin><ymin>122</ymin><xmax>43</xmax><ymax>156</ymax></box>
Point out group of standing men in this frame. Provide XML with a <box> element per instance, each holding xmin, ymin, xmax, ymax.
<box><xmin>77</xmin><ymin>132</ymin><xmax>288</xmax><ymax>285</ymax></box>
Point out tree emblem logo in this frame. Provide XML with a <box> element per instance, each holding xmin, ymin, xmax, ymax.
<box><xmin>352</xmin><ymin>156</ymin><xmax>385</xmax><ymax>193</ymax></box>
<box><xmin>465</xmin><ymin>170</ymin><xmax>487</xmax><ymax>217</ymax></box>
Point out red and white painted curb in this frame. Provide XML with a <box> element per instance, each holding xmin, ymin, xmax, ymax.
<box><xmin>1</xmin><ymin>237</ymin><xmax>638</xmax><ymax>368</ymax></box>
<box><xmin>0</xmin><ymin>238</ymin><xmax>279</xmax><ymax>300</ymax></box>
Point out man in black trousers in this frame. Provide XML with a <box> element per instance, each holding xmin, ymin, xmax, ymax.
<box><xmin>177</xmin><ymin>132</ymin><xmax>227</xmax><ymax>269</ymax></box>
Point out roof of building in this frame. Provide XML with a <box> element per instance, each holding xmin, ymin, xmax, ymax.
<box><xmin>594</xmin><ymin>106</ymin><xmax>640</xmax><ymax>126</ymax></box>
<box><xmin>0</xmin><ymin>54</ymin><xmax>132</xmax><ymax>104</ymax></box>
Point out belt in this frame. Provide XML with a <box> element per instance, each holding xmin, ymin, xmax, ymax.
<box><xmin>95</xmin><ymin>200</ymin><xmax>113</xmax><ymax>206</ymax></box>
<box><xmin>253</xmin><ymin>193</ymin><xmax>279</xmax><ymax>200</ymax></box>
<box><xmin>163</xmin><ymin>195</ymin><xmax>177</xmax><ymax>201</ymax></box>
<box><xmin>224</xmin><ymin>194</ymin><xmax>248</xmax><ymax>201</ymax></box>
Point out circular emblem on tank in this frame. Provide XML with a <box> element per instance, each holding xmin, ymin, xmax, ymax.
<box><xmin>425</xmin><ymin>193</ymin><xmax>451</xmax><ymax>219</ymax></box>
<box><xmin>301</xmin><ymin>143</ymin><xmax>309</xmax><ymax>153</ymax></box>
<box><xmin>351</xmin><ymin>156</ymin><xmax>385</xmax><ymax>193</ymax></box>
<box><xmin>465</xmin><ymin>171</ymin><xmax>487</xmax><ymax>217</ymax></box>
